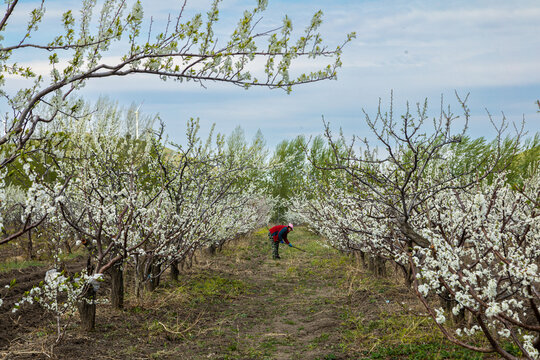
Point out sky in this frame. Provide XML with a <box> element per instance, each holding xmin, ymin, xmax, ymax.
<box><xmin>3</xmin><ymin>0</ymin><xmax>540</xmax><ymax>149</ymax></box>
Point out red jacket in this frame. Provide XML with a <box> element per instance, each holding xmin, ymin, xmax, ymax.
<box><xmin>268</xmin><ymin>225</ymin><xmax>290</xmax><ymax>244</ymax></box>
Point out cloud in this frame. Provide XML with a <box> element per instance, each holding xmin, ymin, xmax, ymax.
<box><xmin>331</xmin><ymin>1</ymin><xmax>540</xmax><ymax>90</ymax></box>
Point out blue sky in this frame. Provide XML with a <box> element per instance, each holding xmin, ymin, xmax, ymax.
<box><xmin>3</xmin><ymin>0</ymin><xmax>540</xmax><ymax>148</ymax></box>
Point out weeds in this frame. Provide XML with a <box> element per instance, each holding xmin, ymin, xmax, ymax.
<box><xmin>0</xmin><ymin>259</ymin><xmax>44</xmax><ymax>273</ymax></box>
<box><xmin>186</xmin><ymin>273</ymin><xmax>248</xmax><ymax>304</ymax></box>
<box><xmin>362</xmin><ymin>343</ymin><xmax>484</xmax><ymax>360</ymax></box>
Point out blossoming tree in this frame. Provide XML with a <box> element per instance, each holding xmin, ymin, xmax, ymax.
<box><xmin>0</xmin><ymin>0</ymin><xmax>354</xmax><ymax>169</ymax></box>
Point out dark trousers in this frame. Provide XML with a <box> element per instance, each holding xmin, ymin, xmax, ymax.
<box><xmin>270</xmin><ymin>240</ymin><xmax>280</xmax><ymax>259</ymax></box>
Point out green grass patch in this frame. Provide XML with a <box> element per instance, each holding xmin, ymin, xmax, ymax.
<box><xmin>0</xmin><ymin>248</ymin><xmax>84</xmax><ymax>273</ymax></box>
<box><xmin>309</xmin><ymin>256</ymin><xmax>350</xmax><ymax>269</ymax></box>
<box><xmin>313</xmin><ymin>332</ymin><xmax>330</xmax><ymax>344</ymax></box>
<box><xmin>340</xmin><ymin>311</ymin><xmax>446</xmax><ymax>351</ymax></box>
<box><xmin>345</xmin><ymin>271</ymin><xmax>400</xmax><ymax>296</ymax></box>
<box><xmin>254</xmin><ymin>228</ymin><xmax>270</xmax><ymax>236</ymax></box>
<box><xmin>361</xmin><ymin>342</ymin><xmax>484</xmax><ymax>359</ymax></box>
<box><xmin>260</xmin><ymin>336</ymin><xmax>290</xmax><ymax>350</ymax></box>
<box><xmin>316</xmin><ymin>354</ymin><xmax>340</xmax><ymax>360</ymax></box>
<box><xmin>177</xmin><ymin>272</ymin><xmax>249</xmax><ymax>305</ymax></box>
<box><xmin>58</xmin><ymin>249</ymin><xmax>85</xmax><ymax>261</ymax></box>
<box><xmin>339</xmin><ymin>309</ymin><xmax>497</xmax><ymax>359</ymax></box>
<box><xmin>0</xmin><ymin>259</ymin><xmax>44</xmax><ymax>273</ymax></box>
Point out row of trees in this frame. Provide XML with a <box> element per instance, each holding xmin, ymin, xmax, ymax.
<box><xmin>292</xmin><ymin>97</ymin><xmax>540</xmax><ymax>359</ymax></box>
<box><xmin>2</xmin><ymin>98</ymin><xmax>272</xmax><ymax>335</ymax></box>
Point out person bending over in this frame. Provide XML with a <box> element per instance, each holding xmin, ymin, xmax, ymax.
<box><xmin>268</xmin><ymin>223</ymin><xmax>294</xmax><ymax>259</ymax></box>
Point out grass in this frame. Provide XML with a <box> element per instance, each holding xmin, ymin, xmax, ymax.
<box><xmin>340</xmin><ymin>311</ymin><xmax>444</xmax><ymax>346</ymax></box>
<box><xmin>186</xmin><ymin>273</ymin><xmax>248</xmax><ymax>303</ymax></box>
<box><xmin>336</xmin><ymin>260</ymin><xmax>500</xmax><ymax>360</ymax></box>
<box><xmin>0</xmin><ymin>259</ymin><xmax>44</xmax><ymax>273</ymax></box>
<box><xmin>0</xmin><ymin>248</ymin><xmax>85</xmax><ymax>273</ymax></box>
<box><xmin>139</xmin><ymin>270</ymin><xmax>250</xmax><ymax>310</ymax></box>
<box><xmin>363</xmin><ymin>343</ymin><xmax>484</xmax><ymax>360</ymax></box>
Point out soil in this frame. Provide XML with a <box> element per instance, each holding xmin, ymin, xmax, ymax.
<box><xmin>0</xmin><ymin>228</ymin><xmax>474</xmax><ymax>360</ymax></box>
<box><xmin>0</xmin><ymin>258</ymin><xmax>88</xmax><ymax>351</ymax></box>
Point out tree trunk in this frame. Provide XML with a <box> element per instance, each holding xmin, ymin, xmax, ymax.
<box><xmin>78</xmin><ymin>286</ymin><xmax>96</xmax><ymax>332</ymax></box>
<box><xmin>169</xmin><ymin>260</ymin><xmax>179</xmax><ymax>282</ymax></box>
<box><xmin>375</xmin><ymin>256</ymin><xmax>387</xmax><ymax>277</ymax></box>
<box><xmin>368</xmin><ymin>255</ymin><xmax>387</xmax><ymax>277</ymax></box>
<box><xmin>185</xmin><ymin>254</ymin><xmax>193</xmax><ymax>269</ymax></box>
<box><xmin>398</xmin><ymin>263</ymin><xmax>414</xmax><ymax>288</ymax></box>
<box><xmin>63</xmin><ymin>237</ymin><xmax>72</xmax><ymax>255</ymax></box>
<box><xmin>439</xmin><ymin>290</ymin><xmax>464</xmax><ymax>324</ymax></box>
<box><xmin>110</xmin><ymin>262</ymin><xmax>124</xmax><ymax>309</ymax></box>
<box><xmin>146</xmin><ymin>262</ymin><xmax>161</xmax><ymax>292</ymax></box>
<box><xmin>206</xmin><ymin>244</ymin><xmax>216</xmax><ymax>256</ymax></box>
<box><xmin>534</xmin><ymin>336</ymin><xmax>540</xmax><ymax>353</ymax></box>
<box><xmin>135</xmin><ymin>255</ymin><xmax>163</xmax><ymax>294</ymax></box>
<box><xmin>134</xmin><ymin>256</ymin><xmax>147</xmax><ymax>299</ymax></box>
<box><xmin>354</xmin><ymin>250</ymin><xmax>366</xmax><ymax>268</ymax></box>
<box><xmin>26</xmin><ymin>228</ymin><xmax>35</xmax><ymax>260</ymax></box>
<box><xmin>135</xmin><ymin>271</ymin><xmax>143</xmax><ymax>299</ymax></box>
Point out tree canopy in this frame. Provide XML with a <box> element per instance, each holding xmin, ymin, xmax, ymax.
<box><xmin>0</xmin><ymin>0</ymin><xmax>355</xmax><ymax>168</ymax></box>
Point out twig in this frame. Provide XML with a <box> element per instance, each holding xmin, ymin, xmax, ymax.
<box><xmin>291</xmin><ymin>244</ymin><xmax>307</xmax><ymax>253</ymax></box>
<box><xmin>158</xmin><ymin>310</ymin><xmax>205</xmax><ymax>337</ymax></box>
<box><xmin>0</xmin><ymin>350</ymin><xmax>51</xmax><ymax>359</ymax></box>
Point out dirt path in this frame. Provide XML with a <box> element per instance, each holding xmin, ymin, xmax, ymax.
<box><xmin>194</xmin><ymin>228</ymin><xmax>349</xmax><ymax>360</ymax></box>
<box><xmin>1</xmin><ymin>228</ymin><xmax>483</xmax><ymax>360</ymax></box>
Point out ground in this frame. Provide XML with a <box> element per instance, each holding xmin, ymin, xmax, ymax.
<box><xmin>0</xmin><ymin>227</ymin><xmax>492</xmax><ymax>359</ymax></box>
